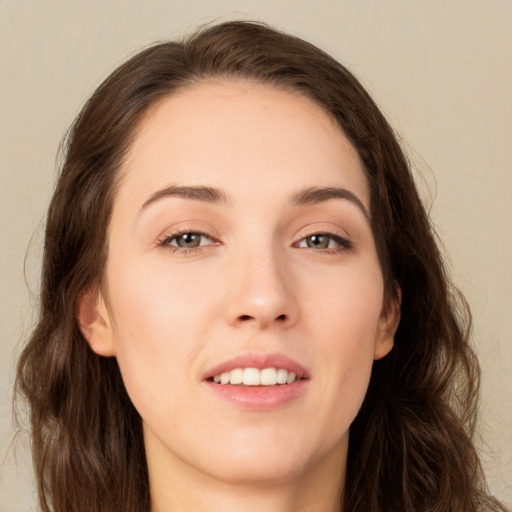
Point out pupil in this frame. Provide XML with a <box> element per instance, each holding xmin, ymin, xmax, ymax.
<box><xmin>178</xmin><ymin>233</ymin><xmax>200</xmax><ymax>248</ymax></box>
<box><xmin>308</xmin><ymin>235</ymin><xmax>328</xmax><ymax>249</ymax></box>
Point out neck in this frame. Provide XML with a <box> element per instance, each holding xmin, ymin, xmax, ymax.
<box><xmin>146</xmin><ymin>436</ymin><xmax>346</xmax><ymax>512</ymax></box>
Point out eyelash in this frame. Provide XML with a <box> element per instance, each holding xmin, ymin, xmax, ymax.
<box><xmin>295</xmin><ymin>233</ymin><xmax>353</xmax><ymax>254</ymax></box>
<box><xmin>157</xmin><ymin>231</ymin><xmax>353</xmax><ymax>255</ymax></box>
<box><xmin>157</xmin><ymin>230</ymin><xmax>217</xmax><ymax>255</ymax></box>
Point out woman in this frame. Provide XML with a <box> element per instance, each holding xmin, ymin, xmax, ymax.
<box><xmin>15</xmin><ymin>21</ymin><xmax>509</xmax><ymax>512</ymax></box>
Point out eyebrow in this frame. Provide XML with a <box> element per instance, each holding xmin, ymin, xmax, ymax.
<box><xmin>139</xmin><ymin>184</ymin><xmax>369</xmax><ymax>220</ymax></box>
<box><xmin>290</xmin><ymin>186</ymin><xmax>370</xmax><ymax>220</ymax></box>
<box><xmin>140</xmin><ymin>185</ymin><xmax>229</xmax><ymax>212</ymax></box>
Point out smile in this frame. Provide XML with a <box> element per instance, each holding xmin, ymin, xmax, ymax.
<box><xmin>204</xmin><ymin>353</ymin><xmax>309</xmax><ymax>410</ymax></box>
<box><xmin>211</xmin><ymin>367</ymin><xmax>298</xmax><ymax>386</ymax></box>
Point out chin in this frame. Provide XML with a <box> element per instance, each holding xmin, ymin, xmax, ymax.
<box><xmin>194</xmin><ymin>430</ymin><xmax>345</xmax><ymax>487</ymax></box>
<box><xmin>203</xmin><ymin>452</ymin><xmax>312</xmax><ymax>487</ymax></box>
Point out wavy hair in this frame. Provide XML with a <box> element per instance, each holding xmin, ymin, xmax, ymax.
<box><xmin>16</xmin><ymin>21</ymin><xmax>508</xmax><ymax>512</ymax></box>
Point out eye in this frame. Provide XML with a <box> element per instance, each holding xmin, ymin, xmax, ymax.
<box><xmin>296</xmin><ymin>233</ymin><xmax>352</xmax><ymax>251</ymax></box>
<box><xmin>171</xmin><ymin>233</ymin><xmax>209</xmax><ymax>248</ymax></box>
<box><xmin>158</xmin><ymin>231</ymin><xmax>216</xmax><ymax>252</ymax></box>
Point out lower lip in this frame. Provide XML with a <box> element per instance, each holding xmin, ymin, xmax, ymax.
<box><xmin>205</xmin><ymin>380</ymin><xmax>309</xmax><ymax>410</ymax></box>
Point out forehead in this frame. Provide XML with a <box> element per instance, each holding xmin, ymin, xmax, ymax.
<box><xmin>118</xmin><ymin>79</ymin><xmax>369</xmax><ymax>209</ymax></box>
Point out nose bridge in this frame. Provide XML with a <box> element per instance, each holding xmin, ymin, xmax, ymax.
<box><xmin>225</xmin><ymin>240</ymin><xmax>297</xmax><ymax>329</ymax></box>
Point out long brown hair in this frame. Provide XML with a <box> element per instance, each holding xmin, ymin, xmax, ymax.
<box><xmin>16</xmin><ymin>21</ymin><xmax>508</xmax><ymax>512</ymax></box>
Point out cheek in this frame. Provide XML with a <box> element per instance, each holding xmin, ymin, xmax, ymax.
<box><xmin>103</xmin><ymin>257</ymin><xmax>217</xmax><ymax>414</ymax></box>
<box><xmin>303</xmin><ymin>265</ymin><xmax>383</xmax><ymax>424</ymax></box>
<box><xmin>305</xmin><ymin>260</ymin><xmax>384</xmax><ymax>352</ymax></box>
<box><xmin>107</xmin><ymin>252</ymin><xmax>217</xmax><ymax>341</ymax></box>
<box><xmin>316</xmin><ymin>296</ymin><xmax>377</xmax><ymax>400</ymax></box>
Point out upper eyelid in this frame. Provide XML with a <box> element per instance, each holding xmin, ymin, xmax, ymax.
<box><xmin>161</xmin><ymin>229</ymin><xmax>348</xmax><ymax>241</ymax></box>
<box><xmin>169</xmin><ymin>229</ymin><xmax>212</xmax><ymax>238</ymax></box>
<box><xmin>158</xmin><ymin>225</ymin><xmax>216</xmax><ymax>240</ymax></box>
<box><xmin>294</xmin><ymin>226</ymin><xmax>351</xmax><ymax>242</ymax></box>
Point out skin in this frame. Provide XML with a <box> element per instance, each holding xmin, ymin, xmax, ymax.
<box><xmin>79</xmin><ymin>80</ymin><xmax>400</xmax><ymax>512</ymax></box>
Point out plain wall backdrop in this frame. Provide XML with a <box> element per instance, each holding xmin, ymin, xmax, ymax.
<box><xmin>1</xmin><ymin>1</ymin><xmax>511</xmax><ymax>510</ymax></box>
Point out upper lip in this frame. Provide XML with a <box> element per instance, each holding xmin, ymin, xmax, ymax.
<box><xmin>203</xmin><ymin>352</ymin><xmax>309</xmax><ymax>381</ymax></box>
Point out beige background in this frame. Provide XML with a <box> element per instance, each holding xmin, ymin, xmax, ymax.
<box><xmin>1</xmin><ymin>1</ymin><xmax>511</xmax><ymax>509</ymax></box>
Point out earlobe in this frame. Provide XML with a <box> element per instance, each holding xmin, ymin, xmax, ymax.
<box><xmin>76</xmin><ymin>285</ymin><xmax>116</xmax><ymax>357</ymax></box>
<box><xmin>374</xmin><ymin>286</ymin><xmax>401</xmax><ymax>360</ymax></box>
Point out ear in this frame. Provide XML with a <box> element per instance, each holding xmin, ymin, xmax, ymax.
<box><xmin>374</xmin><ymin>285</ymin><xmax>401</xmax><ymax>360</ymax></box>
<box><xmin>76</xmin><ymin>285</ymin><xmax>116</xmax><ymax>357</ymax></box>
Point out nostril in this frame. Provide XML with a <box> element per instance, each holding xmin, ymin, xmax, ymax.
<box><xmin>237</xmin><ymin>314</ymin><xmax>287</xmax><ymax>323</ymax></box>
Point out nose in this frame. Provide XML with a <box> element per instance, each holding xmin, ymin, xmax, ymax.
<box><xmin>224</xmin><ymin>247</ymin><xmax>299</xmax><ymax>330</ymax></box>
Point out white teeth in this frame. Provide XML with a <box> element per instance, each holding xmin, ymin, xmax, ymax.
<box><xmin>243</xmin><ymin>368</ymin><xmax>261</xmax><ymax>386</ymax></box>
<box><xmin>276</xmin><ymin>368</ymin><xmax>288</xmax><ymax>384</ymax></box>
<box><xmin>261</xmin><ymin>368</ymin><xmax>277</xmax><ymax>386</ymax></box>
<box><xmin>230</xmin><ymin>368</ymin><xmax>243</xmax><ymax>385</ymax></box>
<box><xmin>212</xmin><ymin>367</ymin><xmax>301</xmax><ymax>386</ymax></box>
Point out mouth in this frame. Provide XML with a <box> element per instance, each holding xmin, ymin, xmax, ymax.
<box><xmin>203</xmin><ymin>353</ymin><xmax>309</xmax><ymax>410</ymax></box>
<box><xmin>208</xmin><ymin>367</ymin><xmax>302</xmax><ymax>386</ymax></box>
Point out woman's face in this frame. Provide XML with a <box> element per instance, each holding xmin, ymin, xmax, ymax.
<box><xmin>84</xmin><ymin>81</ymin><xmax>398</xmax><ymax>487</ymax></box>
